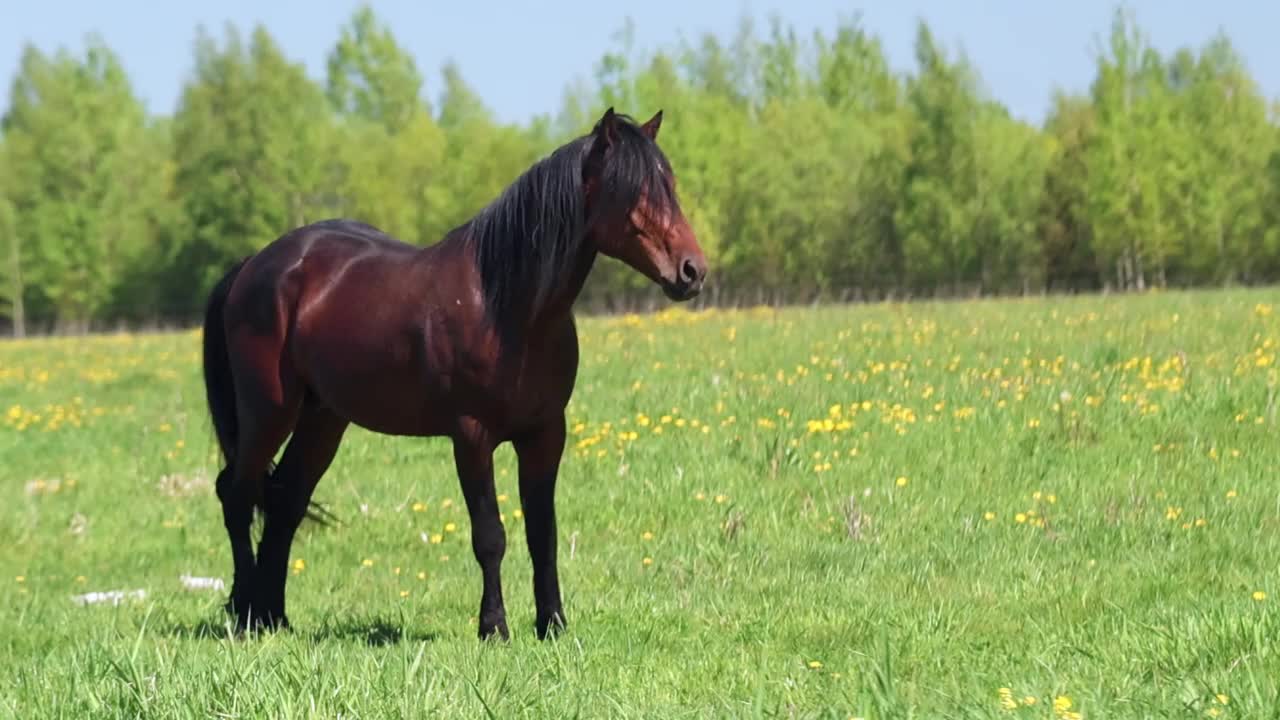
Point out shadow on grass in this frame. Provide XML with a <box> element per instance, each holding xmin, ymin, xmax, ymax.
<box><xmin>307</xmin><ymin>619</ymin><xmax>438</xmax><ymax>646</ymax></box>
<box><xmin>156</xmin><ymin>616</ymin><xmax>437</xmax><ymax>646</ymax></box>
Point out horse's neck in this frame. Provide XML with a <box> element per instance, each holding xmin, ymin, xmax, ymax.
<box><xmin>524</xmin><ymin>245</ymin><xmax>598</xmax><ymax>329</ymax></box>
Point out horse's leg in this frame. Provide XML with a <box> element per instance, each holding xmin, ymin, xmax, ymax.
<box><xmin>513</xmin><ymin>416</ymin><xmax>567</xmax><ymax>639</ymax></box>
<box><xmin>215</xmin><ymin>463</ymin><xmax>257</xmax><ymax>623</ymax></box>
<box><xmin>452</xmin><ymin>426</ymin><xmax>508</xmax><ymax>640</ymax></box>
<box><xmin>253</xmin><ymin>400</ymin><xmax>349</xmax><ymax>629</ymax></box>
<box><xmin>221</xmin><ymin>338</ymin><xmax>303</xmax><ymax>632</ymax></box>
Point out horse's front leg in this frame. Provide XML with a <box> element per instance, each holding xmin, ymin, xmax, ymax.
<box><xmin>452</xmin><ymin>425</ymin><xmax>508</xmax><ymax>640</ymax></box>
<box><xmin>513</xmin><ymin>416</ymin><xmax>567</xmax><ymax>639</ymax></box>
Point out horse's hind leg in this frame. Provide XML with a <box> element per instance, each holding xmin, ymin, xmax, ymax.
<box><xmin>221</xmin><ymin>396</ymin><xmax>299</xmax><ymax>631</ymax></box>
<box><xmin>254</xmin><ymin>399</ymin><xmax>349</xmax><ymax>628</ymax></box>
<box><xmin>220</xmin><ymin>342</ymin><xmax>304</xmax><ymax>631</ymax></box>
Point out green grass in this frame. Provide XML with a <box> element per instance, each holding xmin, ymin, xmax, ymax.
<box><xmin>3</xmin><ymin>288</ymin><xmax>1280</xmax><ymax>718</ymax></box>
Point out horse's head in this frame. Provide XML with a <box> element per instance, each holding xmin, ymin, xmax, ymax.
<box><xmin>581</xmin><ymin>107</ymin><xmax>707</xmax><ymax>301</ymax></box>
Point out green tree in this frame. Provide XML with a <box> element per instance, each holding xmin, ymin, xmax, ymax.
<box><xmin>896</xmin><ymin>21</ymin><xmax>984</xmax><ymax>292</ymax></box>
<box><xmin>1</xmin><ymin>39</ymin><xmax>163</xmax><ymax>328</ymax></box>
<box><xmin>0</xmin><ymin>138</ymin><xmax>23</xmax><ymax>336</ymax></box>
<box><xmin>1172</xmin><ymin>34</ymin><xmax>1274</xmax><ymax>283</ymax></box>
<box><xmin>1038</xmin><ymin>92</ymin><xmax>1100</xmax><ymax>291</ymax></box>
<box><xmin>326</xmin><ymin>4</ymin><xmax>426</xmax><ymax>133</ymax></box>
<box><xmin>1085</xmin><ymin>8</ymin><xmax>1172</xmax><ymax>290</ymax></box>
<box><xmin>170</xmin><ymin>23</ymin><xmax>337</xmax><ymax>304</ymax></box>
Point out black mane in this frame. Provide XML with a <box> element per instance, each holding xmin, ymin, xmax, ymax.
<box><xmin>464</xmin><ymin>113</ymin><xmax>679</xmax><ymax>336</ymax></box>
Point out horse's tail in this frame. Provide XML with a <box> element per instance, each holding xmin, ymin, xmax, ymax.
<box><xmin>201</xmin><ymin>256</ymin><xmax>339</xmax><ymax>528</ymax></box>
<box><xmin>202</xmin><ymin>257</ymin><xmax>249</xmax><ymax>467</ymax></box>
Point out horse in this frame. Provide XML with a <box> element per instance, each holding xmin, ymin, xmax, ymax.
<box><xmin>200</xmin><ymin>107</ymin><xmax>707</xmax><ymax>641</ymax></box>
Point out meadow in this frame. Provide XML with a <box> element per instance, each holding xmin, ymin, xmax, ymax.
<box><xmin>2</xmin><ymin>288</ymin><xmax>1279</xmax><ymax>718</ymax></box>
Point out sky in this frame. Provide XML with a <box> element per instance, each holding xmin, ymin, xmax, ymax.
<box><xmin>2</xmin><ymin>0</ymin><xmax>1278</xmax><ymax>127</ymax></box>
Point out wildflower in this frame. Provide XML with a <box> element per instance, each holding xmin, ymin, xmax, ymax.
<box><xmin>1253</xmin><ymin>590</ymin><xmax>1267</xmax><ymax>601</ymax></box>
<box><xmin>983</xmin><ymin>512</ymin><xmax>996</xmax><ymax>521</ymax></box>
<box><xmin>412</xmin><ymin>502</ymin><xmax>426</xmax><ymax>512</ymax></box>
<box><xmin>444</xmin><ymin>522</ymin><xmax>457</xmax><ymax>533</ymax></box>
<box><xmin>292</xmin><ymin>558</ymin><xmax>305</xmax><ymax>573</ymax></box>
<box><xmin>642</xmin><ymin>557</ymin><xmax>653</xmax><ymax>566</ymax></box>
<box><xmin>895</xmin><ymin>476</ymin><xmax>908</xmax><ymax>487</ymax></box>
<box><xmin>361</xmin><ymin>558</ymin><xmax>374</xmax><ymax>567</ymax></box>
<box><xmin>641</xmin><ymin>531</ymin><xmax>654</xmax><ymax>541</ymax></box>
<box><xmin>807</xmin><ymin>660</ymin><xmax>823</xmax><ymax>669</ymax></box>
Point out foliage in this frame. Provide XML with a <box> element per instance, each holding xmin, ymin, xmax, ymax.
<box><xmin>2</xmin><ymin>6</ymin><xmax>1280</xmax><ymax>331</ymax></box>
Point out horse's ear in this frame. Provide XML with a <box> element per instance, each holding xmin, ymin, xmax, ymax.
<box><xmin>592</xmin><ymin>106</ymin><xmax>619</xmax><ymax>145</ymax></box>
<box><xmin>585</xmin><ymin>107</ymin><xmax>617</xmax><ymax>180</ymax></box>
<box><xmin>640</xmin><ymin>109</ymin><xmax>662</xmax><ymax>140</ymax></box>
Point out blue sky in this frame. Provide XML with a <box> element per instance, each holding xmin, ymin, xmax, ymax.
<box><xmin>2</xmin><ymin>0</ymin><xmax>1277</xmax><ymax>126</ymax></box>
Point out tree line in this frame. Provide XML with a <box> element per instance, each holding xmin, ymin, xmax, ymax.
<box><xmin>2</xmin><ymin>6</ymin><xmax>1279</xmax><ymax>335</ymax></box>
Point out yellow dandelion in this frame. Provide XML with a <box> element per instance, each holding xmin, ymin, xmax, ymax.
<box><xmin>444</xmin><ymin>522</ymin><xmax>457</xmax><ymax>533</ymax></box>
<box><xmin>412</xmin><ymin>502</ymin><xmax>427</xmax><ymax>512</ymax></box>
<box><xmin>807</xmin><ymin>660</ymin><xmax>823</xmax><ymax>669</ymax></box>
<box><xmin>895</xmin><ymin>476</ymin><xmax>908</xmax><ymax>487</ymax></box>
<box><xmin>642</xmin><ymin>557</ymin><xmax>653</xmax><ymax>566</ymax></box>
<box><xmin>361</xmin><ymin>558</ymin><xmax>374</xmax><ymax>567</ymax></box>
<box><xmin>983</xmin><ymin>511</ymin><xmax>996</xmax><ymax>521</ymax></box>
<box><xmin>641</xmin><ymin>531</ymin><xmax>654</xmax><ymax>541</ymax></box>
<box><xmin>1253</xmin><ymin>590</ymin><xmax>1267</xmax><ymax>601</ymax></box>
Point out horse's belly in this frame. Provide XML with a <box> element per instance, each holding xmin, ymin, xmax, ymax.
<box><xmin>293</xmin><ymin>333</ymin><xmax>453</xmax><ymax>437</ymax></box>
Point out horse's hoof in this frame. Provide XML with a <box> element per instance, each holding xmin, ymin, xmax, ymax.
<box><xmin>228</xmin><ymin>605</ymin><xmax>289</xmax><ymax>636</ymax></box>
<box><xmin>536</xmin><ymin>611</ymin><xmax>566</xmax><ymax>640</ymax></box>
<box><xmin>478</xmin><ymin>615</ymin><xmax>510</xmax><ymax>642</ymax></box>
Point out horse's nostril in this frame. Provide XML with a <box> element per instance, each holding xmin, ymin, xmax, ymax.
<box><xmin>681</xmin><ymin>258</ymin><xmax>699</xmax><ymax>284</ymax></box>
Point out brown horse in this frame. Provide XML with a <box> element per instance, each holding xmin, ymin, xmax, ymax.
<box><xmin>200</xmin><ymin>108</ymin><xmax>707</xmax><ymax>641</ymax></box>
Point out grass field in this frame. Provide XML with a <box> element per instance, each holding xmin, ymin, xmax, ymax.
<box><xmin>3</xmin><ymin>288</ymin><xmax>1280</xmax><ymax>718</ymax></box>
